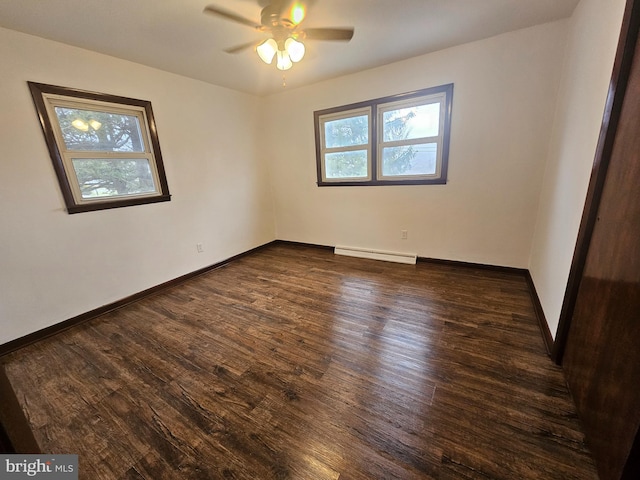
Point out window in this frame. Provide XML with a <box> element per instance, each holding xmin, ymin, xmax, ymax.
<box><xmin>28</xmin><ymin>82</ymin><xmax>171</xmax><ymax>213</ymax></box>
<box><xmin>314</xmin><ymin>84</ymin><xmax>453</xmax><ymax>186</ymax></box>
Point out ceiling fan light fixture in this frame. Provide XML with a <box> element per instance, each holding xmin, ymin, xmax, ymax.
<box><xmin>257</xmin><ymin>38</ymin><xmax>278</xmax><ymax>64</ymax></box>
<box><xmin>71</xmin><ymin>119</ymin><xmax>89</xmax><ymax>131</ymax></box>
<box><xmin>89</xmin><ymin>119</ymin><xmax>102</xmax><ymax>130</ymax></box>
<box><xmin>276</xmin><ymin>50</ymin><xmax>293</xmax><ymax>71</ymax></box>
<box><xmin>285</xmin><ymin>37</ymin><xmax>305</xmax><ymax>63</ymax></box>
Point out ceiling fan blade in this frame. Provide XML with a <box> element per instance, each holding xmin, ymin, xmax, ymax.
<box><xmin>301</xmin><ymin>27</ymin><xmax>354</xmax><ymax>41</ymax></box>
<box><xmin>224</xmin><ymin>41</ymin><xmax>258</xmax><ymax>54</ymax></box>
<box><xmin>203</xmin><ymin>5</ymin><xmax>262</xmax><ymax>30</ymax></box>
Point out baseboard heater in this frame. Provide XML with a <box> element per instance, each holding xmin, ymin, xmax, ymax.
<box><xmin>334</xmin><ymin>245</ymin><xmax>417</xmax><ymax>265</ymax></box>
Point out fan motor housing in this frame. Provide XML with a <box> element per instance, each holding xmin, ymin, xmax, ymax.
<box><xmin>261</xmin><ymin>5</ymin><xmax>293</xmax><ymax>28</ymax></box>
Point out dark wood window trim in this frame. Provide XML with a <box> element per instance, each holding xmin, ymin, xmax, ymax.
<box><xmin>28</xmin><ymin>82</ymin><xmax>171</xmax><ymax>214</ymax></box>
<box><xmin>314</xmin><ymin>84</ymin><xmax>453</xmax><ymax>186</ymax></box>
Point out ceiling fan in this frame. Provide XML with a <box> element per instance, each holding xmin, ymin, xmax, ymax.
<box><xmin>203</xmin><ymin>0</ymin><xmax>355</xmax><ymax>71</ymax></box>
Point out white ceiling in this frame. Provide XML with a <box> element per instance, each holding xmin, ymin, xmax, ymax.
<box><xmin>0</xmin><ymin>0</ymin><xmax>580</xmax><ymax>96</ymax></box>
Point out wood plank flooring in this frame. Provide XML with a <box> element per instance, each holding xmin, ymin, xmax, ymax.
<box><xmin>0</xmin><ymin>243</ymin><xmax>598</xmax><ymax>479</ymax></box>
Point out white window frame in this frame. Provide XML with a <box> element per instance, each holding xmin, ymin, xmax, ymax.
<box><xmin>376</xmin><ymin>92</ymin><xmax>447</xmax><ymax>181</ymax></box>
<box><xmin>317</xmin><ymin>106</ymin><xmax>372</xmax><ymax>183</ymax></box>
<box><xmin>28</xmin><ymin>82</ymin><xmax>171</xmax><ymax>214</ymax></box>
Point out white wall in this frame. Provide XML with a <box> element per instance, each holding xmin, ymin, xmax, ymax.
<box><xmin>529</xmin><ymin>0</ymin><xmax>626</xmax><ymax>338</ymax></box>
<box><xmin>0</xmin><ymin>27</ymin><xmax>275</xmax><ymax>345</ymax></box>
<box><xmin>263</xmin><ymin>21</ymin><xmax>568</xmax><ymax>268</ymax></box>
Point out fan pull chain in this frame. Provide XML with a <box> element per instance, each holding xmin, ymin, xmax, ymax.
<box><xmin>282</xmin><ymin>74</ymin><xmax>287</xmax><ymax>88</ymax></box>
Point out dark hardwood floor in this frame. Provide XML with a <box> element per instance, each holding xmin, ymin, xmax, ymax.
<box><xmin>0</xmin><ymin>243</ymin><xmax>598</xmax><ymax>479</ymax></box>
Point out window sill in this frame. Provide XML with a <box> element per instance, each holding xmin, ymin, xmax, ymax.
<box><xmin>317</xmin><ymin>179</ymin><xmax>447</xmax><ymax>187</ymax></box>
<box><xmin>67</xmin><ymin>194</ymin><xmax>171</xmax><ymax>214</ymax></box>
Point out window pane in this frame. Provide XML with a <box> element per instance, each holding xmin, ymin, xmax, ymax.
<box><xmin>324</xmin><ymin>115</ymin><xmax>369</xmax><ymax>148</ymax></box>
<box><xmin>382</xmin><ymin>103</ymin><xmax>440</xmax><ymax>142</ymax></box>
<box><xmin>55</xmin><ymin>107</ymin><xmax>145</xmax><ymax>152</ymax></box>
<box><xmin>325</xmin><ymin>150</ymin><xmax>368</xmax><ymax>178</ymax></box>
<box><xmin>381</xmin><ymin>143</ymin><xmax>437</xmax><ymax>176</ymax></box>
<box><xmin>71</xmin><ymin>158</ymin><xmax>156</xmax><ymax>198</ymax></box>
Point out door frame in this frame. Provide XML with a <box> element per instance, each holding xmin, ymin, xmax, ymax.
<box><xmin>552</xmin><ymin>0</ymin><xmax>640</xmax><ymax>364</ymax></box>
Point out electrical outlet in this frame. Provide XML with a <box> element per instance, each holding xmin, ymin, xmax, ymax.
<box><xmin>196</xmin><ymin>243</ymin><xmax>204</xmax><ymax>253</ymax></box>
<box><xmin>401</xmin><ymin>230</ymin><xmax>408</xmax><ymax>240</ymax></box>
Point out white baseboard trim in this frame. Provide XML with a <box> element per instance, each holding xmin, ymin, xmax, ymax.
<box><xmin>334</xmin><ymin>245</ymin><xmax>417</xmax><ymax>265</ymax></box>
